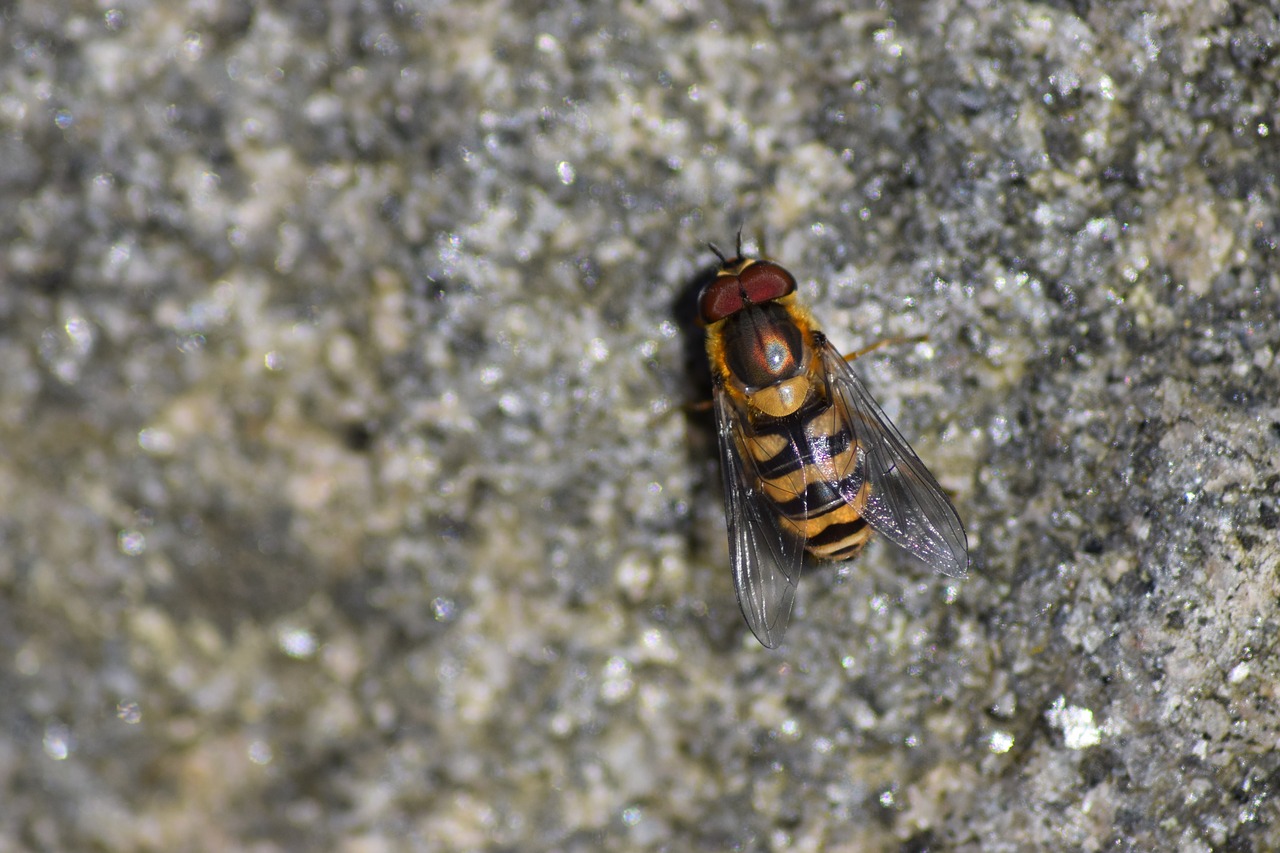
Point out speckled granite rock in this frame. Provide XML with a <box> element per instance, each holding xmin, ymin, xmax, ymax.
<box><xmin>3</xmin><ymin>1</ymin><xmax>1278</xmax><ymax>850</ymax></box>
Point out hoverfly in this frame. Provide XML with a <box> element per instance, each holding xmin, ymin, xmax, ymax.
<box><xmin>699</xmin><ymin>239</ymin><xmax>969</xmax><ymax>648</ymax></box>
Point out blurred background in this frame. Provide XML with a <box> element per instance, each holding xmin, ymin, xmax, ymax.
<box><xmin>2</xmin><ymin>0</ymin><xmax>1278</xmax><ymax>849</ymax></box>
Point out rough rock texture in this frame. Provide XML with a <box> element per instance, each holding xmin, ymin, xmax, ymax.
<box><xmin>2</xmin><ymin>0</ymin><xmax>1278</xmax><ymax>850</ymax></box>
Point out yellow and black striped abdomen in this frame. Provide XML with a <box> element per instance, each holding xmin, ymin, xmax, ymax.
<box><xmin>743</xmin><ymin>402</ymin><xmax>874</xmax><ymax>563</ymax></box>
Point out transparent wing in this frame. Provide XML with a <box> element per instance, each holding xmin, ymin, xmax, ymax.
<box><xmin>712</xmin><ymin>384</ymin><xmax>806</xmax><ymax>648</ymax></box>
<box><xmin>815</xmin><ymin>340</ymin><xmax>969</xmax><ymax>577</ymax></box>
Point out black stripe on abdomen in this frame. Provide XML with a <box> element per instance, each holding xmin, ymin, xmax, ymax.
<box><xmin>807</xmin><ymin>517</ymin><xmax>868</xmax><ymax>547</ymax></box>
<box><xmin>769</xmin><ymin>476</ymin><xmax>857</xmax><ymax>520</ymax></box>
<box><xmin>824</xmin><ymin>538</ymin><xmax>869</xmax><ymax>561</ymax></box>
<box><xmin>754</xmin><ymin>424</ymin><xmax>854</xmax><ymax>480</ymax></box>
<box><xmin>804</xmin><ymin>515</ymin><xmax>871</xmax><ymax>561</ymax></box>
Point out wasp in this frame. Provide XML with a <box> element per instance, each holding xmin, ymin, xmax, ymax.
<box><xmin>699</xmin><ymin>240</ymin><xmax>969</xmax><ymax>648</ymax></box>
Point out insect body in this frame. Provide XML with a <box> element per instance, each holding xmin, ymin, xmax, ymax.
<box><xmin>700</xmin><ymin>248</ymin><xmax>969</xmax><ymax>648</ymax></box>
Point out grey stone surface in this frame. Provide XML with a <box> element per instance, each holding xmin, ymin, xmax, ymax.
<box><xmin>2</xmin><ymin>0</ymin><xmax>1279</xmax><ymax>850</ymax></box>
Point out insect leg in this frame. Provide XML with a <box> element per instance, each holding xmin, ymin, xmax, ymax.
<box><xmin>842</xmin><ymin>334</ymin><xmax>929</xmax><ymax>363</ymax></box>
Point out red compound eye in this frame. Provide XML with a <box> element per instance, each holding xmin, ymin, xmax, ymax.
<box><xmin>699</xmin><ymin>276</ymin><xmax>743</xmax><ymax>323</ymax></box>
<box><xmin>698</xmin><ymin>261</ymin><xmax>797</xmax><ymax>323</ymax></box>
<box><xmin>739</xmin><ymin>262</ymin><xmax>796</xmax><ymax>304</ymax></box>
